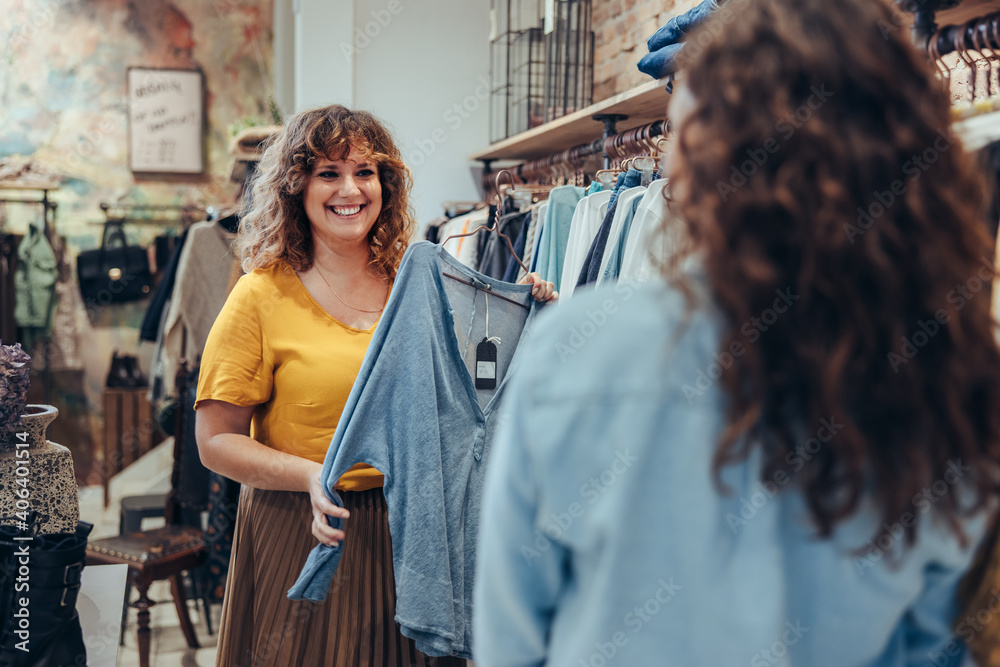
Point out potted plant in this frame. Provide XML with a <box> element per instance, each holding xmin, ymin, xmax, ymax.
<box><xmin>0</xmin><ymin>341</ymin><xmax>79</xmax><ymax>534</ymax></box>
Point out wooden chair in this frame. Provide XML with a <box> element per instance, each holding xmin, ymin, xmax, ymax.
<box><xmin>86</xmin><ymin>361</ymin><xmax>207</xmax><ymax>667</ymax></box>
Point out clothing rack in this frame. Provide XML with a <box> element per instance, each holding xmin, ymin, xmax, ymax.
<box><xmin>903</xmin><ymin>0</ymin><xmax>968</xmax><ymax>52</ymax></box>
<box><xmin>0</xmin><ymin>185</ymin><xmax>62</xmax><ymax>404</ymax></box>
<box><xmin>926</xmin><ymin>10</ymin><xmax>1000</xmax><ymax>59</ymax></box>
<box><xmin>99</xmin><ymin>201</ymin><xmax>208</xmax><ymax>226</ymax></box>
<box><xmin>484</xmin><ymin>118</ymin><xmax>667</xmax><ymax>192</ymax></box>
<box><xmin>0</xmin><ymin>188</ymin><xmax>58</xmax><ymax>235</ymax></box>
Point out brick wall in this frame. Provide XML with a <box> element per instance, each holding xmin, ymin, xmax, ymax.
<box><xmin>593</xmin><ymin>0</ymin><xmax>702</xmax><ymax>102</ymax></box>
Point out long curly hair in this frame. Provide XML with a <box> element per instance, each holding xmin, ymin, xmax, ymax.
<box><xmin>670</xmin><ymin>0</ymin><xmax>1000</xmax><ymax>546</ymax></box>
<box><xmin>237</xmin><ymin>105</ymin><xmax>414</xmax><ymax>278</ymax></box>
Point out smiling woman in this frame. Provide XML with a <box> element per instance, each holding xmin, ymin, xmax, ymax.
<box><xmin>193</xmin><ymin>105</ymin><xmax>467</xmax><ymax>667</ymax></box>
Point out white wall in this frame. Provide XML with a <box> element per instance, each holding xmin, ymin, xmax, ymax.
<box><xmin>273</xmin><ymin>0</ymin><xmax>295</xmax><ymax>117</ymax></box>
<box><xmin>295</xmin><ymin>0</ymin><xmax>355</xmax><ymax>109</ymax></box>
<box><xmin>293</xmin><ymin>0</ymin><xmax>491</xmax><ymax>227</ymax></box>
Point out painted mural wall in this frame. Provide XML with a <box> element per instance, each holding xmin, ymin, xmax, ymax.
<box><xmin>1</xmin><ymin>0</ymin><xmax>275</xmax><ymax>482</ymax></box>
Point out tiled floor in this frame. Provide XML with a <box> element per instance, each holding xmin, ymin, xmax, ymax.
<box><xmin>79</xmin><ymin>439</ymin><xmax>220</xmax><ymax>667</ymax></box>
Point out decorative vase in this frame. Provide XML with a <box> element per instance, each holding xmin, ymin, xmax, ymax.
<box><xmin>0</xmin><ymin>404</ymin><xmax>80</xmax><ymax>534</ymax></box>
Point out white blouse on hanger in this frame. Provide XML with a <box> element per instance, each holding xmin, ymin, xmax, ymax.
<box><xmin>618</xmin><ymin>179</ymin><xmax>680</xmax><ymax>286</ymax></box>
<box><xmin>558</xmin><ymin>190</ymin><xmax>612</xmax><ymax>300</ymax></box>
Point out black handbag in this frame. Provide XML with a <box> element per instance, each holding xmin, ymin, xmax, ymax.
<box><xmin>77</xmin><ymin>221</ymin><xmax>152</xmax><ymax>304</ymax></box>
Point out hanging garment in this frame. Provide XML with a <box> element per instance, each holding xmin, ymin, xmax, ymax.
<box><xmin>478</xmin><ymin>210</ymin><xmax>529</xmax><ymax>280</ymax></box>
<box><xmin>475</xmin><ymin>278</ymin><xmax>991</xmax><ymax>667</ymax></box>
<box><xmin>517</xmin><ymin>203</ymin><xmax>544</xmax><ymax>283</ymax></box>
<box><xmin>441</xmin><ymin>208</ymin><xmax>489</xmax><ymax>269</ymax></box>
<box><xmin>502</xmin><ymin>210</ymin><xmax>531</xmax><ymax>283</ymax></box>
<box><xmin>559</xmin><ymin>190</ymin><xmax>612</xmax><ymax>300</ymax></box>
<box><xmin>289</xmin><ymin>242</ymin><xmax>540</xmax><ymax>660</ymax></box>
<box><xmin>533</xmin><ymin>186</ymin><xmax>586</xmax><ymax>292</ymax></box>
<box><xmin>14</xmin><ymin>222</ymin><xmax>58</xmax><ymax>347</ymax></box>
<box><xmin>0</xmin><ymin>234</ymin><xmax>20</xmax><ymax>343</ymax></box>
<box><xmin>46</xmin><ymin>278</ymin><xmax>85</xmax><ymax>372</ymax></box>
<box><xmin>477</xmin><ymin>198</ymin><xmax>516</xmax><ymax>273</ymax></box>
<box><xmin>526</xmin><ymin>201</ymin><xmax>549</xmax><ymax>275</ymax></box>
<box><xmin>425</xmin><ymin>216</ymin><xmax>449</xmax><ymax>244</ymax></box>
<box><xmin>202</xmin><ymin>469</ymin><xmax>239</xmax><ymax>602</ymax></box>
<box><xmin>596</xmin><ymin>185</ymin><xmax>649</xmax><ymax>284</ymax></box>
<box><xmin>150</xmin><ymin>221</ymin><xmax>236</xmax><ymax>400</ymax></box>
<box><xmin>619</xmin><ymin>179</ymin><xmax>681</xmax><ymax>286</ymax></box>
<box><xmin>140</xmin><ymin>226</ymin><xmax>190</xmax><ymax>343</ymax></box>
<box><xmin>599</xmin><ymin>189</ymin><xmax>648</xmax><ymax>286</ymax></box>
<box><xmin>577</xmin><ymin>170</ymin><xmax>642</xmax><ymax>288</ymax></box>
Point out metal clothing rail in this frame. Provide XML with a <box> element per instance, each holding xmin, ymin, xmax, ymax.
<box><xmin>927</xmin><ymin>10</ymin><xmax>1000</xmax><ymax>59</ymax></box>
<box><xmin>486</xmin><ymin>118</ymin><xmax>667</xmax><ymax>189</ymax></box>
<box><xmin>0</xmin><ymin>184</ymin><xmax>59</xmax><ymax>235</ymax></box>
<box><xmin>98</xmin><ymin>201</ymin><xmax>207</xmax><ymax>226</ymax></box>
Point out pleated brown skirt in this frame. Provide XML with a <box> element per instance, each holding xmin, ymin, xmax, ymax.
<box><xmin>215</xmin><ymin>486</ymin><xmax>469</xmax><ymax>667</ymax></box>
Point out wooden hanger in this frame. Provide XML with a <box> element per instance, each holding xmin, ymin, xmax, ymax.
<box><xmin>441</xmin><ymin>170</ymin><xmax>529</xmax><ymax>277</ymax></box>
<box><xmin>439</xmin><ymin>170</ymin><xmax>531</xmax><ymax>309</ymax></box>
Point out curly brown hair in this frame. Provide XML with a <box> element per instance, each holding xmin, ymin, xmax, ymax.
<box><xmin>670</xmin><ymin>0</ymin><xmax>1000</xmax><ymax>547</ymax></box>
<box><xmin>237</xmin><ymin>105</ymin><xmax>415</xmax><ymax>279</ymax></box>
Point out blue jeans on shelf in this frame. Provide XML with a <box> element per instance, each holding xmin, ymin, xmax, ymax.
<box><xmin>647</xmin><ymin>0</ymin><xmax>720</xmax><ymax>52</ymax></box>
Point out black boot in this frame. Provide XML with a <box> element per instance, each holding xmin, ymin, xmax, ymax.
<box><xmin>0</xmin><ymin>521</ymin><xmax>93</xmax><ymax>667</ymax></box>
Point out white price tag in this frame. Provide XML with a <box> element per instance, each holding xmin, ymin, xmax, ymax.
<box><xmin>476</xmin><ymin>361</ymin><xmax>497</xmax><ymax>380</ymax></box>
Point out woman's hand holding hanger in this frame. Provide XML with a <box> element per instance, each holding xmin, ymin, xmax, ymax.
<box><xmin>520</xmin><ymin>272</ymin><xmax>557</xmax><ymax>302</ymax></box>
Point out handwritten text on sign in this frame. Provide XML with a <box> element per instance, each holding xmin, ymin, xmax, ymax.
<box><xmin>128</xmin><ymin>68</ymin><xmax>204</xmax><ymax>173</ymax></box>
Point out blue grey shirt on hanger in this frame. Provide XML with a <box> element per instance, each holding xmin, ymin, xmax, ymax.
<box><xmin>288</xmin><ymin>241</ymin><xmax>539</xmax><ymax>660</ymax></box>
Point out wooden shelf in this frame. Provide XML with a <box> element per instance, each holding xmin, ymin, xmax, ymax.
<box><xmin>936</xmin><ymin>0</ymin><xmax>1000</xmax><ymax>24</ymax></box>
<box><xmin>470</xmin><ymin>78</ymin><xmax>671</xmax><ymax>162</ymax></box>
<box><xmin>469</xmin><ymin>0</ymin><xmax>1000</xmax><ymax>163</ymax></box>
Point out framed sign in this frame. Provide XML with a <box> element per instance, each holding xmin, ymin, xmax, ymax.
<box><xmin>127</xmin><ymin>67</ymin><xmax>205</xmax><ymax>174</ymax></box>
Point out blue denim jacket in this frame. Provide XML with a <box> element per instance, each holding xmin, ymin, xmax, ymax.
<box><xmin>639</xmin><ymin>0</ymin><xmax>723</xmax><ymax>82</ymax></box>
<box><xmin>289</xmin><ymin>242</ymin><xmax>539</xmax><ymax>659</ymax></box>
<box><xmin>474</xmin><ymin>278</ymin><xmax>987</xmax><ymax>667</ymax></box>
<box><xmin>647</xmin><ymin>0</ymin><xmax>720</xmax><ymax>52</ymax></box>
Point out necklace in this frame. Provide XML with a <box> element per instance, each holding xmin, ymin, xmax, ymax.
<box><xmin>314</xmin><ymin>264</ymin><xmax>388</xmax><ymax>314</ymax></box>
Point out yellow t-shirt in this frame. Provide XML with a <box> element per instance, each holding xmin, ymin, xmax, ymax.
<box><xmin>194</xmin><ymin>261</ymin><xmax>384</xmax><ymax>492</ymax></box>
